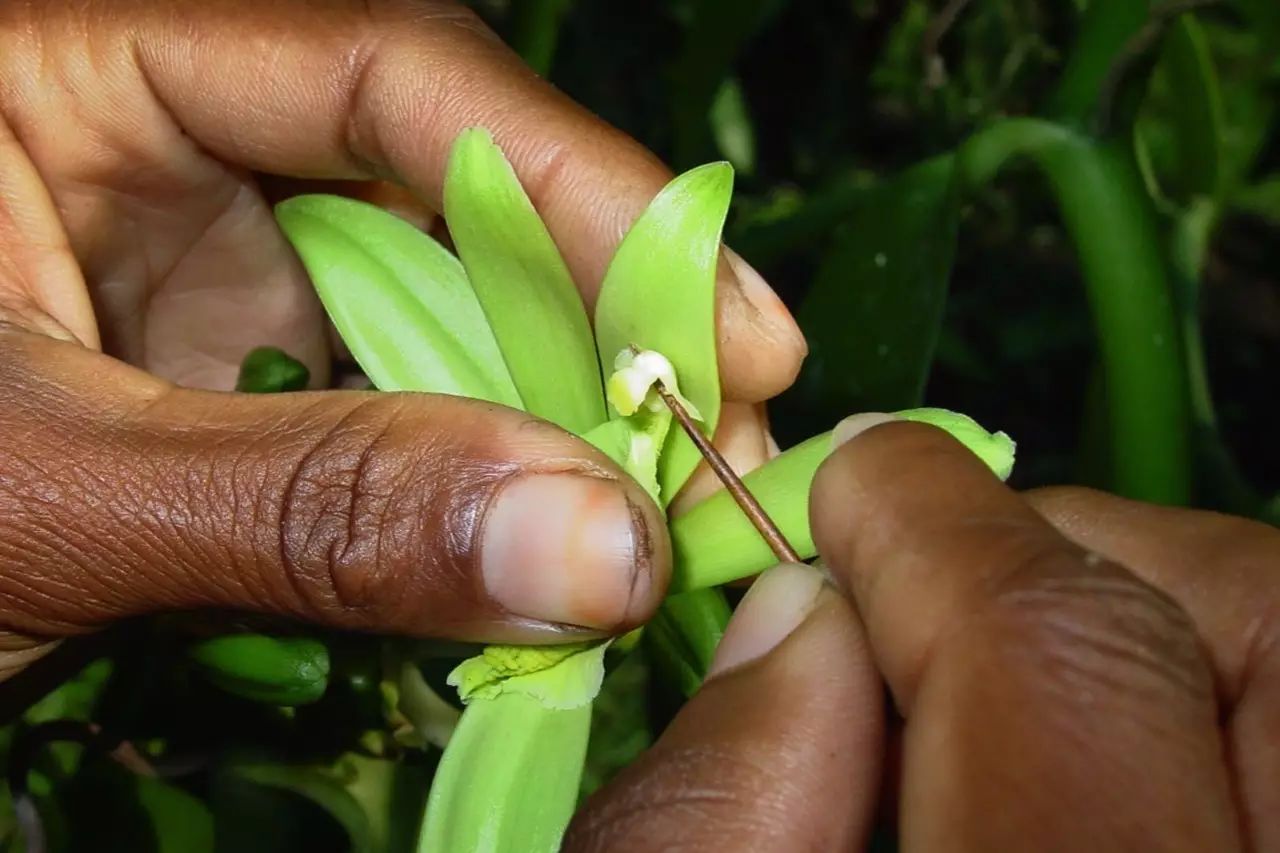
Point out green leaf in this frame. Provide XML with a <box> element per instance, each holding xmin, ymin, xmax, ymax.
<box><xmin>785</xmin><ymin>156</ymin><xmax>960</xmax><ymax>430</ymax></box>
<box><xmin>644</xmin><ymin>589</ymin><xmax>731</xmax><ymax>697</ymax></box>
<box><xmin>595</xmin><ymin>163</ymin><xmax>733</xmax><ymax>503</ymax></box>
<box><xmin>188</xmin><ymin>635</ymin><xmax>330</xmax><ymax>706</ymax></box>
<box><xmin>227</xmin><ymin>762</ymin><xmax>376</xmax><ymax>853</ymax></box>
<box><xmin>709</xmin><ymin>78</ymin><xmax>756</xmax><ymax>174</ymax></box>
<box><xmin>509</xmin><ymin>0</ymin><xmax>576</xmax><ymax>76</ymax></box>
<box><xmin>669</xmin><ymin>0</ymin><xmax>786</xmax><ymax>167</ymax></box>
<box><xmin>64</xmin><ymin>763</ymin><xmax>214</xmax><ymax>853</ymax></box>
<box><xmin>580</xmin><ymin>652</ymin><xmax>651</xmax><ymax>799</ymax></box>
<box><xmin>1138</xmin><ymin>14</ymin><xmax>1225</xmax><ymax>203</ymax></box>
<box><xmin>419</xmin><ymin>695</ymin><xmax>589</xmax><ymax>853</ymax></box>
<box><xmin>1233</xmin><ymin>0</ymin><xmax>1280</xmax><ymax>53</ymax></box>
<box><xmin>444</xmin><ymin>128</ymin><xmax>605</xmax><ymax>433</ymax></box>
<box><xmin>275</xmin><ymin>194</ymin><xmax>522</xmax><ymax>406</ymax></box>
<box><xmin>1046</xmin><ymin>0</ymin><xmax>1149</xmax><ymax>126</ymax></box>
<box><xmin>235</xmin><ymin>346</ymin><xmax>310</xmax><ymax>393</ymax></box>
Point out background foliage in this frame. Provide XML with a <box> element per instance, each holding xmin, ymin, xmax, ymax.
<box><xmin>1</xmin><ymin>1</ymin><xmax>1276</xmax><ymax>850</ymax></box>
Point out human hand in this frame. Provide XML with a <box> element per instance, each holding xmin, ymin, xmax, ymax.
<box><xmin>0</xmin><ymin>0</ymin><xmax>807</xmax><ymax>679</ymax></box>
<box><xmin>568</xmin><ymin>418</ymin><xmax>1279</xmax><ymax>851</ymax></box>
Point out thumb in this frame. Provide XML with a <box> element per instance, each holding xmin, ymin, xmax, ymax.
<box><xmin>0</xmin><ymin>328</ymin><xmax>669</xmax><ymax>663</ymax></box>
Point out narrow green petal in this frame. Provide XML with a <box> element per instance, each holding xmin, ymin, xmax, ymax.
<box><xmin>275</xmin><ymin>194</ymin><xmax>521</xmax><ymax>406</ymax></box>
<box><xmin>444</xmin><ymin>128</ymin><xmax>605</xmax><ymax>433</ymax></box>
<box><xmin>418</xmin><ymin>694</ymin><xmax>589</xmax><ymax>853</ymax></box>
<box><xmin>595</xmin><ymin>162</ymin><xmax>732</xmax><ymax>504</ymax></box>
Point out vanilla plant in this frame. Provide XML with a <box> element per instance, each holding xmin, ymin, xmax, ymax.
<box><xmin>274</xmin><ymin>128</ymin><xmax>1014</xmax><ymax>852</ymax></box>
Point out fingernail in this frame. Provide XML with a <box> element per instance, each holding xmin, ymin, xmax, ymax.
<box><xmin>706</xmin><ymin>562</ymin><xmax>826</xmax><ymax>679</ymax></box>
<box><xmin>481</xmin><ymin>473</ymin><xmax>652</xmax><ymax>630</ymax></box>
<box><xmin>724</xmin><ymin>248</ymin><xmax>808</xmax><ymax>355</ymax></box>
<box><xmin>832</xmin><ymin>412</ymin><xmax>900</xmax><ymax>448</ymax></box>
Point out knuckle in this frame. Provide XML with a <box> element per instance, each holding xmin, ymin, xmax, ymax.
<box><xmin>566</xmin><ymin>746</ymin><xmax>798</xmax><ymax>853</ymax></box>
<box><xmin>276</xmin><ymin>399</ymin><xmax>413</xmax><ymax>614</ymax></box>
<box><xmin>969</xmin><ymin>547</ymin><xmax>1213</xmax><ymax>707</ymax></box>
<box><xmin>273</xmin><ymin>397</ymin><xmax>496</xmax><ymax>624</ymax></box>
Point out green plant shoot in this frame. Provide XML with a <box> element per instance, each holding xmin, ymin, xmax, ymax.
<box><xmin>275</xmin><ymin>127</ymin><xmax>1016</xmax><ymax>853</ymax></box>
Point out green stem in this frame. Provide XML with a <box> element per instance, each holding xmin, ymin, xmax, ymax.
<box><xmin>1169</xmin><ymin>202</ymin><xmax>1280</xmax><ymax>524</ymax></box>
<box><xmin>960</xmin><ymin>119</ymin><xmax>1191</xmax><ymax>504</ymax></box>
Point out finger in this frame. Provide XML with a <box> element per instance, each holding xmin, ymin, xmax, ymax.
<box><xmin>0</xmin><ymin>0</ymin><xmax>805</xmax><ymax>402</ymax></box>
<box><xmin>669</xmin><ymin>402</ymin><xmax>771</xmax><ymax>517</ymax></box>
<box><xmin>565</xmin><ymin>563</ymin><xmax>883</xmax><ymax>852</ymax></box>
<box><xmin>810</xmin><ymin>420</ymin><xmax>1241</xmax><ymax>852</ymax></box>
<box><xmin>0</xmin><ymin>327</ymin><xmax>670</xmax><ymax>657</ymax></box>
<box><xmin>1029</xmin><ymin>487</ymin><xmax>1280</xmax><ymax>851</ymax></box>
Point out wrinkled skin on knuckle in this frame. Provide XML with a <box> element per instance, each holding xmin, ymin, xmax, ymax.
<box><xmin>0</xmin><ymin>334</ymin><xmax>142</xmax><ymax>635</ymax></box>
<box><xmin>566</xmin><ymin>745</ymin><xmax>806</xmax><ymax>853</ymax></box>
<box><xmin>271</xmin><ymin>397</ymin><xmax>602</xmax><ymax>635</ymax></box>
<box><xmin>274</xmin><ymin>396</ymin><xmax>494</xmax><ymax>629</ymax></box>
<box><xmin>954</xmin><ymin>547</ymin><xmax>1215</xmax><ymax>723</ymax></box>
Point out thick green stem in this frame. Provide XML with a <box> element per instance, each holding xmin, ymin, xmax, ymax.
<box><xmin>960</xmin><ymin>120</ymin><xmax>1191</xmax><ymax>504</ymax></box>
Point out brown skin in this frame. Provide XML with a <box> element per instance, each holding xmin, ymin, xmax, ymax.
<box><xmin>0</xmin><ymin>0</ymin><xmax>806</xmax><ymax>676</ymax></box>
<box><xmin>4</xmin><ymin>3</ymin><xmax>1276</xmax><ymax>847</ymax></box>
<box><xmin>570</xmin><ymin>423</ymin><xmax>1280</xmax><ymax>852</ymax></box>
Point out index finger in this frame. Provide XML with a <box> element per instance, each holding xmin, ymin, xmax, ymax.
<box><xmin>810</xmin><ymin>420</ymin><xmax>1240</xmax><ymax>851</ymax></box>
<box><xmin>70</xmin><ymin>0</ymin><xmax>805</xmax><ymax>401</ymax></box>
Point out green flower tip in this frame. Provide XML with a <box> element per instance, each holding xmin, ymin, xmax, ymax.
<box><xmin>447</xmin><ymin>641</ymin><xmax>612</xmax><ymax>711</ymax></box>
<box><xmin>893</xmin><ymin>407</ymin><xmax>1017</xmax><ymax>481</ymax></box>
<box><xmin>606</xmin><ymin>347</ymin><xmax>704</xmax><ymax>420</ymax></box>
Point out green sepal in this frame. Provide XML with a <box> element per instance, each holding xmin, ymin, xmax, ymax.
<box><xmin>274</xmin><ymin>194</ymin><xmax>522</xmax><ymax>405</ymax></box>
<box><xmin>595</xmin><ymin>163</ymin><xmax>732</xmax><ymax>504</ymax></box>
<box><xmin>444</xmin><ymin>128</ymin><xmax>605</xmax><ymax>433</ymax></box>
<box><xmin>418</xmin><ymin>695</ymin><xmax>590</xmax><ymax>853</ymax></box>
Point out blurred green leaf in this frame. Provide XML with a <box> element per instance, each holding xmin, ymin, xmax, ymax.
<box><xmin>65</xmin><ymin>763</ymin><xmax>214</xmax><ymax>853</ymax></box>
<box><xmin>709</xmin><ymin>78</ymin><xmax>756</xmax><ymax>174</ymax></box>
<box><xmin>275</xmin><ymin>195</ymin><xmax>522</xmax><ymax>405</ymax></box>
<box><xmin>1046</xmin><ymin>0</ymin><xmax>1149</xmax><ymax>126</ymax></box>
<box><xmin>594</xmin><ymin>162</ymin><xmax>733</xmax><ymax>503</ymax></box>
<box><xmin>669</xmin><ymin>0</ymin><xmax>786</xmax><ymax>167</ymax></box>
<box><xmin>579</xmin><ymin>652</ymin><xmax>650</xmax><ymax>798</ymax></box>
<box><xmin>644</xmin><ymin>589</ymin><xmax>731</xmax><ymax>697</ymax></box>
<box><xmin>788</xmin><ymin>156</ymin><xmax>961</xmax><ymax>425</ymax></box>
<box><xmin>1233</xmin><ymin>0</ymin><xmax>1280</xmax><ymax>52</ymax></box>
<box><xmin>228</xmin><ymin>761</ymin><xmax>375</xmax><ymax>853</ymax></box>
<box><xmin>1138</xmin><ymin>14</ymin><xmax>1225</xmax><ymax>203</ymax></box>
<box><xmin>235</xmin><ymin>346</ymin><xmax>310</xmax><ymax>393</ymax></box>
<box><xmin>444</xmin><ymin>127</ymin><xmax>605</xmax><ymax>433</ymax></box>
<box><xmin>509</xmin><ymin>0</ymin><xmax>576</xmax><ymax>76</ymax></box>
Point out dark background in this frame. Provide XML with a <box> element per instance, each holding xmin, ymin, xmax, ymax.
<box><xmin>470</xmin><ymin>0</ymin><xmax>1279</xmax><ymax>509</ymax></box>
